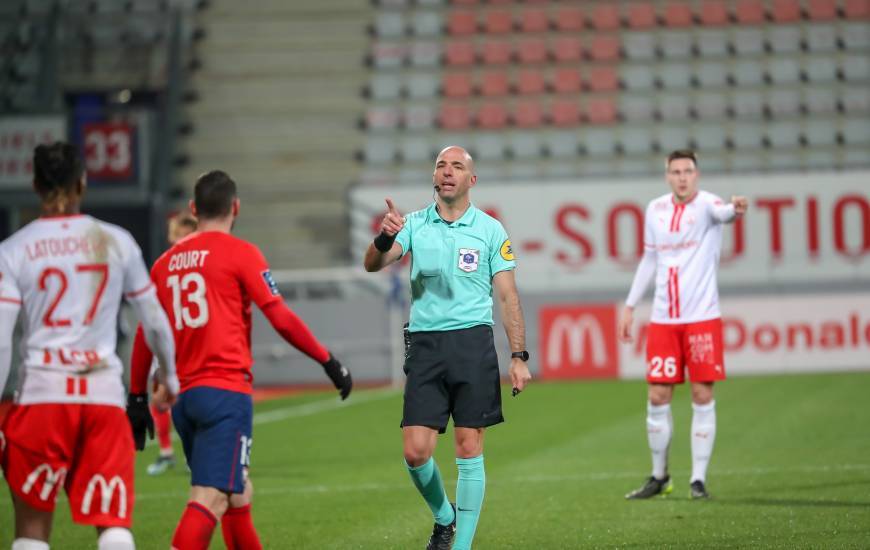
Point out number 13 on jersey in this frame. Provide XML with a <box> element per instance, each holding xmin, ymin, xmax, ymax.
<box><xmin>167</xmin><ymin>272</ymin><xmax>209</xmax><ymax>329</ymax></box>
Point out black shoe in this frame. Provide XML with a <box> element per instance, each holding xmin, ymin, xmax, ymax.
<box><xmin>690</xmin><ymin>480</ymin><xmax>710</xmax><ymax>499</ymax></box>
<box><xmin>426</xmin><ymin>503</ymin><xmax>456</xmax><ymax>550</ymax></box>
<box><xmin>625</xmin><ymin>475</ymin><xmax>673</xmax><ymax>499</ymax></box>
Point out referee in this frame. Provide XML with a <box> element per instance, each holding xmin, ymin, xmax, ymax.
<box><xmin>364</xmin><ymin>146</ymin><xmax>531</xmax><ymax>550</ymax></box>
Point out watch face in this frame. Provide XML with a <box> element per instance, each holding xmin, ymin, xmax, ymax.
<box><xmin>513</xmin><ymin>351</ymin><xmax>529</xmax><ymax>361</ymax></box>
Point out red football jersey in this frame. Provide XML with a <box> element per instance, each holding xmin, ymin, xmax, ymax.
<box><xmin>149</xmin><ymin>231</ymin><xmax>282</xmax><ymax>394</ymax></box>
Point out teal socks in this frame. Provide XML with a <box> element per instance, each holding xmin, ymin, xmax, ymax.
<box><xmin>406</xmin><ymin>457</ymin><xmax>455</xmax><ymax>527</ymax></box>
<box><xmin>454</xmin><ymin>454</ymin><xmax>485</xmax><ymax>550</ymax></box>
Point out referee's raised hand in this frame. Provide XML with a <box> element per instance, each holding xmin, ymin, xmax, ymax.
<box><xmin>381</xmin><ymin>198</ymin><xmax>405</xmax><ymax>236</ymax></box>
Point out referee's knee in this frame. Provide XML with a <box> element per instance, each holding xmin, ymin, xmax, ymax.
<box><xmin>403</xmin><ymin>446</ymin><xmax>433</xmax><ymax>467</ymax></box>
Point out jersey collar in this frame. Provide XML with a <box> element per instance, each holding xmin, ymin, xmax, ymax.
<box><xmin>426</xmin><ymin>202</ymin><xmax>477</xmax><ymax>226</ymax></box>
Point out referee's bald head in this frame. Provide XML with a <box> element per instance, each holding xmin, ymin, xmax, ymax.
<box><xmin>436</xmin><ymin>146</ymin><xmax>475</xmax><ymax>175</ymax></box>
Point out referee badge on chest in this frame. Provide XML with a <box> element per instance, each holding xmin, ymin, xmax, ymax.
<box><xmin>458</xmin><ymin>248</ymin><xmax>480</xmax><ymax>273</ymax></box>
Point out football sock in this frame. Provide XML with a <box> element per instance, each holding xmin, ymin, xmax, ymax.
<box><xmin>691</xmin><ymin>400</ymin><xmax>717</xmax><ymax>483</ymax></box>
<box><xmin>151</xmin><ymin>405</ymin><xmax>173</xmax><ymax>453</ymax></box>
<box><xmin>11</xmin><ymin>539</ymin><xmax>49</xmax><ymax>550</ymax></box>
<box><xmin>97</xmin><ymin>527</ymin><xmax>135</xmax><ymax>550</ymax></box>
<box><xmin>221</xmin><ymin>504</ymin><xmax>262</xmax><ymax>550</ymax></box>
<box><xmin>171</xmin><ymin>501</ymin><xmax>217</xmax><ymax>550</ymax></box>
<box><xmin>454</xmin><ymin>454</ymin><xmax>485</xmax><ymax>550</ymax></box>
<box><xmin>406</xmin><ymin>457</ymin><xmax>455</xmax><ymax>526</ymax></box>
<box><xmin>647</xmin><ymin>402</ymin><xmax>673</xmax><ymax>479</ymax></box>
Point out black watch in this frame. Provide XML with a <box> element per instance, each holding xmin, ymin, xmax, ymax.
<box><xmin>511</xmin><ymin>350</ymin><xmax>530</xmax><ymax>362</ymax></box>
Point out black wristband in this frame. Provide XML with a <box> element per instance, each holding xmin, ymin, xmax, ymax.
<box><xmin>373</xmin><ymin>232</ymin><xmax>396</xmax><ymax>252</ymax></box>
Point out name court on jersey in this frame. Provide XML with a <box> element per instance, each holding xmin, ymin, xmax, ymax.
<box><xmin>167</xmin><ymin>250</ymin><xmax>210</xmax><ymax>272</ymax></box>
<box><xmin>25</xmin><ymin>236</ymin><xmax>108</xmax><ymax>261</ymax></box>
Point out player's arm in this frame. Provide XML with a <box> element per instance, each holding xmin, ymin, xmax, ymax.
<box><xmin>711</xmin><ymin>195</ymin><xmax>749</xmax><ymax>224</ymax></box>
<box><xmin>127</xmin><ymin>284</ymin><xmax>178</xmax><ymax>397</ymax></box>
<box><xmin>619</xmin><ymin>208</ymin><xmax>657</xmax><ymax>343</ymax></box>
<box><xmin>0</xmin><ymin>253</ymin><xmax>22</xmax><ymax>395</ymax></box>
<box><xmin>493</xmin><ymin>269</ymin><xmax>531</xmax><ymax>395</ymax></box>
<box><xmin>364</xmin><ymin>198</ymin><xmax>406</xmax><ymax>272</ymax></box>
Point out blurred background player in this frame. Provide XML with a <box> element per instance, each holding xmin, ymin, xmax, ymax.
<box><xmin>146</xmin><ymin>211</ymin><xmax>197</xmax><ymax>476</ymax></box>
<box><xmin>364</xmin><ymin>146</ymin><xmax>531</xmax><ymax>550</ymax></box>
<box><xmin>618</xmin><ymin>150</ymin><xmax>748</xmax><ymax>500</ymax></box>
<box><xmin>130</xmin><ymin>170</ymin><xmax>352</xmax><ymax>550</ymax></box>
<box><xmin>0</xmin><ymin>142</ymin><xmax>178</xmax><ymax>550</ymax></box>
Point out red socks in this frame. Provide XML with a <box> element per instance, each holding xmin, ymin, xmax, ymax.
<box><xmin>151</xmin><ymin>404</ymin><xmax>173</xmax><ymax>451</ymax></box>
<box><xmin>172</xmin><ymin>502</ymin><xmax>217</xmax><ymax>550</ymax></box>
<box><xmin>221</xmin><ymin>504</ymin><xmax>263</xmax><ymax>550</ymax></box>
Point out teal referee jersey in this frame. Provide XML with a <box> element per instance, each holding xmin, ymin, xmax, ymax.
<box><xmin>395</xmin><ymin>203</ymin><xmax>516</xmax><ymax>332</ymax></box>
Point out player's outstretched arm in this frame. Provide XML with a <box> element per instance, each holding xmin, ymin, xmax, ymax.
<box><xmin>364</xmin><ymin>198</ymin><xmax>405</xmax><ymax>272</ymax></box>
<box><xmin>493</xmin><ymin>270</ymin><xmax>531</xmax><ymax>395</ymax></box>
<box><xmin>260</xmin><ymin>301</ymin><xmax>353</xmax><ymax>400</ymax></box>
<box><xmin>711</xmin><ymin>195</ymin><xmax>748</xmax><ymax>223</ymax></box>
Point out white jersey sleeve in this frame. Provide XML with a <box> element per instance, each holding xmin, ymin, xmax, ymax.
<box><xmin>625</xmin><ymin>203</ymin><xmax>657</xmax><ymax>308</ymax></box>
<box><xmin>0</xmin><ymin>249</ymin><xmax>22</xmax><ymax>395</ymax></box>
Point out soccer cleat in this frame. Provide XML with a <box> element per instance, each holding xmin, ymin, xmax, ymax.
<box><xmin>625</xmin><ymin>475</ymin><xmax>673</xmax><ymax>499</ymax></box>
<box><xmin>426</xmin><ymin>503</ymin><xmax>456</xmax><ymax>550</ymax></box>
<box><xmin>690</xmin><ymin>480</ymin><xmax>710</xmax><ymax>499</ymax></box>
<box><xmin>146</xmin><ymin>455</ymin><xmax>176</xmax><ymax>476</ymax></box>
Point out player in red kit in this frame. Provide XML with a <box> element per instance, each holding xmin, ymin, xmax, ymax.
<box><xmin>619</xmin><ymin>150</ymin><xmax>748</xmax><ymax>500</ymax></box>
<box><xmin>0</xmin><ymin>142</ymin><xmax>178</xmax><ymax>550</ymax></box>
<box><xmin>129</xmin><ymin>170</ymin><xmax>352</xmax><ymax>550</ymax></box>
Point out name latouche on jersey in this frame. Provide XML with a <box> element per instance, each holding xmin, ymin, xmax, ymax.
<box><xmin>25</xmin><ymin>235</ymin><xmax>109</xmax><ymax>260</ymax></box>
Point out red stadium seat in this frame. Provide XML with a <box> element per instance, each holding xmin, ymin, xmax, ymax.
<box><xmin>481</xmin><ymin>40</ymin><xmax>513</xmax><ymax>64</ymax></box>
<box><xmin>807</xmin><ymin>0</ymin><xmax>839</xmax><ymax>20</ymax></box>
<box><xmin>551</xmin><ymin>100</ymin><xmax>582</xmax><ymax>127</ymax></box>
<box><xmin>517</xmin><ymin>37</ymin><xmax>548</xmax><ymax>64</ymax></box>
<box><xmin>664</xmin><ymin>2</ymin><xmax>694</xmax><ymax>26</ymax></box>
<box><xmin>519</xmin><ymin>8</ymin><xmax>550</xmax><ymax>32</ymax></box>
<box><xmin>585</xmin><ymin>97</ymin><xmax>617</xmax><ymax>124</ymax></box>
<box><xmin>698</xmin><ymin>0</ymin><xmax>730</xmax><ymax>25</ymax></box>
<box><xmin>484</xmin><ymin>10</ymin><xmax>514</xmax><ymax>33</ymax></box>
<box><xmin>552</xmin><ymin>68</ymin><xmax>583</xmax><ymax>93</ymax></box>
<box><xmin>552</xmin><ymin>36</ymin><xmax>583</xmax><ymax>62</ymax></box>
<box><xmin>771</xmin><ymin>0</ymin><xmax>802</xmax><ymax>22</ymax></box>
<box><xmin>555</xmin><ymin>6</ymin><xmax>585</xmax><ymax>31</ymax></box>
<box><xmin>844</xmin><ymin>0</ymin><xmax>870</xmax><ymax>19</ymax></box>
<box><xmin>442</xmin><ymin>72</ymin><xmax>474</xmax><ymax>98</ymax></box>
<box><xmin>440</xmin><ymin>104</ymin><xmax>472</xmax><ymax>129</ymax></box>
<box><xmin>480</xmin><ymin>70</ymin><xmax>510</xmax><ymax>96</ymax></box>
<box><xmin>626</xmin><ymin>2</ymin><xmax>659</xmax><ymax>28</ymax></box>
<box><xmin>445</xmin><ymin>41</ymin><xmax>476</xmax><ymax>66</ymax></box>
<box><xmin>590</xmin><ymin>3</ymin><xmax>621</xmax><ymax>30</ymax></box>
<box><xmin>448</xmin><ymin>11</ymin><xmax>478</xmax><ymax>35</ymax></box>
<box><xmin>734</xmin><ymin>0</ymin><xmax>766</xmax><ymax>24</ymax></box>
<box><xmin>476</xmin><ymin>102</ymin><xmax>509</xmax><ymax>129</ymax></box>
<box><xmin>588</xmin><ymin>34</ymin><xmax>621</xmax><ymax>61</ymax></box>
<box><xmin>586</xmin><ymin>66</ymin><xmax>619</xmax><ymax>92</ymax></box>
<box><xmin>513</xmin><ymin>101</ymin><xmax>545</xmax><ymax>128</ymax></box>
<box><xmin>515</xmin><ymin>69</ymin><xmax>546</xmax><ymax>95</ymax></box>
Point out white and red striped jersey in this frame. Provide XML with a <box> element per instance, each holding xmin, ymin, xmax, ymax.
<box><xmin>626</xmin><ymin>190</ymin><xmax>737</xmax><ymax>324</ymax></box>
<box><xmin>0</xmin><ymin>215</ymin><xmax>155</xmax><ymax>406</ymax></box>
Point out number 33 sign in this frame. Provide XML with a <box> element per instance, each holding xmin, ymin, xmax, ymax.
<box><xmin>83</xmin><ymin>122</ymin><xmax>134</xmax><ymax>180</ymax></box>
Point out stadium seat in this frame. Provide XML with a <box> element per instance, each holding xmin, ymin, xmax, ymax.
<box><xmin>842</xmin><ymin>117</ymin><xmax>870</xmax><ymax>143</ymax></box>
<box><xmin>657</xmin><ymin>125</ymin><xmax>691</xmax><ymax>149</ymax></box>
<box><xmin>695</xmin><ymin>29</ymin><xmax>729</xmax><ymax>57</ymax></box>
<box><xmin>552</xmin><ymin>68</ymin><xmax>582</xmax><ymax>93</ymax></box>
<box><xmin>586</xmin><ymin>66</ymin><xmax>619</xmax><ymax>92</ymax></box>
<box><xmin>555</xmin><ymin>6</ymin><xmax>586</xmax><ymax>32</ymax></box>
<box><xmin>768</xmin><ymin>57</ymin><xmax>802</xmax><ymax>85</ymax></box>
<box><xmin>411</xmin><ymin>11</ymin><xmax>443</xmax><ymax>37</ymax></box>
<box><xmin>804</xmin><ymin>119</ymin><xmax>839</xmax><ymax>146</ymax></box>
<box><xmin>366</xmin><ymin>106</ymin><xmax>401</xmax><ymax>130</ymax></box>
<box><xmin>519</xmin><ymin>8</ymin><xmax>550</xmax><ymax>33</ymax></box>
<box><xmin>731</xmin><ymin>90</ymin><xmax>765</xmax><ymax>118</ymax></box>
<box><xmin>445</xmin><ymin>41</ymin><xmax>476</xmax><ymax>65</ymax></box>
<box><xmin>590</xmin><ymin>3</ymin><xmax>621</xmax><ymax>30</ymax></box>
<box><xmin>730</xmin><ymin>121</ymin><xmax>765</xmax><ymax>148</ymax></box>
<box><xmin>732</xmin><ymin>60</ymin><xmax>765</xmax><ymax>86</ymax></box>
<box><xmin>403</xmin><ymin>105</ymin><xmax>436</xmax><ymax>130</ymax></box>
<box><xmin>442</xmin><ymin>72</ymin><xmax>474</xmax><ymax>98</ymax></box>
<box><xmin>806</xmin><ymin>0</ymin><xmax>838</xmax><ymax>20</ymax></box>
<box><xmin>622</xmin><ymin>64</ymin><xmax>656</xmax><ymax>89</ymax></box>
<box><xmin>805</xmin><ymin>24</ymin><xmax>839</xmax><ymax>52</ymax></box>
<box><xmin>517</xmin><ymin>37</ymin><xmax>548</xmax><ymax>64</ymax></box>
<box><xmin>515</xmin><ymin>69</ymin><xmax>546</xmax><ymax>95</ymax></box>
<box><xmin>440</xmin><ymin>103</ymin><xmax>472</xmax><ymax>129</ymax></box>
<box><xmin>664</xmin><ymin>2</ymin><xmax>694</xmax><ymax>27</ymax></box>
<box><xmin>732</xmin><ymin>28</ymin><xmax>765</xmax><ymax>55</ymax></box>
<box><xmin>545</xmin><ymin>130</ymin><xmax>581</xmax><ymax>158</ymax></box>
<box><xmin>658</xmin><ymin>93</ymin><xmax>692</xmax><ymax>119</ymax></box>
<box><xmin>480</xmin><ymin>70</ymin><xmax>510</xmax><ymax>96</ymax></box>
<box><xmin>477</xmin><ymin>102</ymin><xmax>509</xmax><ymax>129</ymax></box>
<box><xmin>804</xmin><ymin>88</ymin><xmax>838</xmax><ymax>114</ymax></box>
<box><xmin>770</xmin><ymin>0</ymin><xmax>802</xmax><ymax>23</ymax></box>
<box><xmin>766</xmin><ymin>150</ymin><xmax>803</xmax><ymax>170</ymax></box>
<box><xmin>623</xmin><ymin>32</ymin><xmax>658</xmax><ymax>60</ymax></box>
<box><xmin>658</xmin><ymin>63</ymin><xmax>692</xmax><ymax>89</ymax></box>
<box><xmin>844</xmin><ymin>0</ymin><xmax>870</xmax><ymax>19</ymax></box>
<box><xmin>484</xmin><ymin>10</ymin><xmax>514</xmax><ymax>34</ymax></box>
<box><xmin>400</xmin><ymin>136</ymin><xmax>432</xmax><ymax>162</ymax></box>
<box><xmin>472</xmin><ymin>133</ymin><xmax>507</xmax><ymax>161</ymax></box>
<box><xmin>841</xmin><ymin>54</ymin><xmax>870</xmax><ymax>81</ymax></box>
<box><xmin>698</xmin><ymin>0</ymin><xmax>730</xmax><ymax>26</ymax></box>
<box><xmin>410</xmin><ymin>42</ymin><xmax>440</xmax><ymax>66</ymax></box>
<box><xmin>842</xmin><ymin>147</ymin><xmax>869</xmax><ymax>167</ymax></box>
<box><xmin>407</xmin><ymin>73</ymin><xmax>440</xmax><ymax>98</ymax></box>
<box><xmin>840</xmin><ymin>86</ymin><xmax>870</xmax><ymax>113</ymax></box>
<box><xmin>694</xmin><ymin>91</ymin><xmax>728</xmax><ymax>119</ymax></box>
<box><xmin>620</xmin><ymin>126</ymin><xmax>655</xmax><ymax>154</ymax></box>
<box><xmin>365</xmin><ymin>138</ymin><xmax>397</xmax><ymax>163</ymax></box>
<box><xmin>585</xmin><ymin>97</ymin><xmax>618</xmax><ymax>124</ymax></box>
<box><xmin>550</xmin><ymin>100</ymin><xmax>582</xmax><ymax>127</ymax></box>
<box><xmin>734</xmin><ymin>0</ymin><xmax>766</xmax><ymax>24</ymax></box>
<box><xmin>660</xmin><ymin>30</ymin><xmax>693</xmax><ymax>59</ymax></box>
<box><xmin>768</xmin><ymin>26</ymin><xmax>802</xmax><ymax>54</ymax></box>
<box><xmin>584</xmin><ymin>127</ymin><xmax>617</xmax><ymax>155</ymax></box>
<box><xmin>509</xmin><ymin>131</ymin><xmax>543</xmax><ymax>158</ymax></box>
<box><xmin>842</xmin><ymin>22</ymin><xmax>870</xmax><ymax>50</ymax></box>
<box><xmin>626</xmin><ymin>3</ymin><xmax>659</xmax><ymax>29</ymax></box>
<box><xmin>693</xmin><ymin>123</ymin><xmax>727</xmax><ymax>149</ymax></box>
<box><xmin>766</xmin><ymin>88</ymin><xmax>802</xmax><ymax>117</ymax></box>
<box><xmin>802</xmin><ymin>149</ymin><xmax>837</xmax><ymax>170</ymax></box>
<box><xmin>804</xmin><ymin>54</ymin><xmax>839</xmax><ymax>82</ymax></box>
<box><xmin>513</xmin><ymin>101</ymin><xmax>545</xmax><ymax>128</ymax></box>
<box><xmin>589</xmin><ymin>34</ymin><xmax>621</xmax><ymax>61</ymax></box>
<box><xmin>553</xmin><ymin>36</ymin><xmax>583</xmax><ymax>62</ymax></box>
<box><xmin>766</xmin><ymin>120</ymin><xmax>802</xmax><ymax>147</ymax></box>
<box><xmin>620</xmin><ymin>94</ymin><xmax>656</xmax><ymax>121</ymax></box>
<box><xmin>482</xmin><ymin>40</ymin><xmax>513</xmax><ymax>64</ymax></box>
<box><xmin>449</xmin><ymin>11</ymin><xmax>478</xmax><ymax>35</ymax></box>
<box><xmin>695</xmin><ymin>60</ymin><xmax>729</xmax><ymax>87</ymax></box>
<box><xmin>374</xmin><ymin>12</ymin><xmax>405</xmax><ymax>38</ymax></box>
<box><xmin>368</xmin><ymin>74</ymin><xmax>401</xmax><ymax>100</ymax></box>
<box><xmin>371</xmin><ymin>42</ymin><xmax>405</xmax><ymax>69</ymax></box>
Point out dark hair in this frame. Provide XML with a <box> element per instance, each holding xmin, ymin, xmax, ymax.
<box><xmin>194</xmin><ymin>170</ymin><xmax>237</xmax><ymax>219</ymax></box>
<box><xmin>33</xmin><ymin>142</ymin><xmax>84</xmax><ymax>197</ymax></box>
<box><xmin>667</xmin><ymin>149</ymin><xmax>698</xmax><ymax>168</ymax></box>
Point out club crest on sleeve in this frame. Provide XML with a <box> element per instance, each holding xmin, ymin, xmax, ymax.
<box><xmin>261</xmin><ymin>270</ymin><xmax>280</xmax><ymax>296</ymax></box>
<box><xmin>500</xmin><ymin>239</ymin><xmax>515</xmax><ymax>261</ymax></box>
<box><xmin>458</xmin><ymin>249</ymin><xmax>480</xmax><ymax>273</ymax></box>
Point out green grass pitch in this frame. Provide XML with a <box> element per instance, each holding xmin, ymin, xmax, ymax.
<box><xmin>1</xmin><ymin>372</ymin><xmax>868</xmax><ymax>548</ymax></box>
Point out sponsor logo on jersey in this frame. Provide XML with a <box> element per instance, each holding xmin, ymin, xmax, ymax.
<box><xmin>22</xmin><ymin>464</ymin><xmax>68</xmax><ymax>501</ymax></box>
<box><xmin>458</xmin><ymin>249</ymin><xmax>480</xmax><ymax>273</ymax></box>
<box><xmin>81</xmin><ymin>474</ymin><xmax>127</xmax><ymax>518</ymax></box>
<box><xmin>261</xmin><ymin>270</ymin><xmax>280</xmax><ymax>296</ymax></box>
<box><xmin>500</xmin><ymin>239</ymin><xmax>515</xmax><ymax>261</ymax></box>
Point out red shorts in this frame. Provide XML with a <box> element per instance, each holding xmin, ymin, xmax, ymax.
<box><xmin>645</xmin><ymin>318</ymin><xmax>726</xmax><ymax>384</ymax></box>
<box><xmin>1</xmin><ymin>404</ymin><xmax>134</xmax><ymax>528</ymax></box>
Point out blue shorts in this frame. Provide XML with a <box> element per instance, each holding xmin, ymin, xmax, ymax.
<box><xmin>172</xmin><ymin>386</ymin><xmax>253</xmax><ymax>494</ymax></box>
